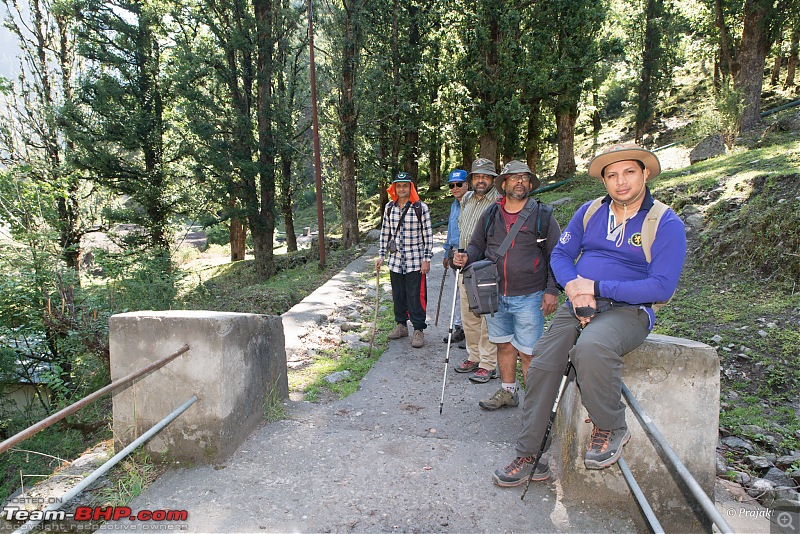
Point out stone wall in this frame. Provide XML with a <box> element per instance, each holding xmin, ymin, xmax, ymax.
<box><xmin>553</xmin><ymin>334</ymin><xmax>719</xmax><ymax>533</ymax></box>
<box><xmin>109</xmin><ymin>311</ymin><xmax>287</xmax><ymax>464</ymax></box>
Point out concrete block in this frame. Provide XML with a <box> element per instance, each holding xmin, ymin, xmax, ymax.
<box><xmin>553</xmin><ymin>334</ymin><xmax>719</xmax><ymax>533</ymax></box>
<box><xmin>110</xmin><ymin>310</ymin><xmax>287</xmax><ymax>464</ymax></box>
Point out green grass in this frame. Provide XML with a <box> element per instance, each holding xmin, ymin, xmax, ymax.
<box><xmin>264</xmin><ymin>378</ymin><xmax>288</xmax><ymax>423</ymax></box>
<box><xmin>96</xmin><ymin>449</ymin><xmax>165</xmax><ymax>521</ymax></box>
<box><xmin>178</xmin><ymin>245</ymin><xmax>367</xmax><ymax>315</ymax></box>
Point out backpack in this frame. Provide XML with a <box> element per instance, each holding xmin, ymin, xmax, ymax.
<box><xmin>462</xmin><ymin>198</ymin><xmax>549</xmax><ymax>316</ymax></box>
<box><xmin>581</xmin><ymin>196</ymin><xmax>672</xmax><ymax>309</ymax></box>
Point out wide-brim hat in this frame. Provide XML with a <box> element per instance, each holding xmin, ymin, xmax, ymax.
<box><xmin>587</xmin><ymin>143</ymin><xmax>661</xmax><ymax>180</ymax></box>
<box><xmin>496</xmin><ymin>159</ymin><xmax>541</xmax><ymax>192</ymax></box>
<box><xmin>468</xmin><ymin>158</ymin><xmax>498</xmax><ymax>180</ymax></box>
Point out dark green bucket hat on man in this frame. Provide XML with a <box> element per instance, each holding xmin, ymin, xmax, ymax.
<box><xmin>497</xmin><ymin>160</ymin><xmax>540</xmax><ymax>191</ymax></box>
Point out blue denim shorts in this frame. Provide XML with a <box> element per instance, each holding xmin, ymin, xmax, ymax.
<box><xmin>486</xmin><ymin>291</ymin><xmax>545</xmax><ymax>355</ymax></box>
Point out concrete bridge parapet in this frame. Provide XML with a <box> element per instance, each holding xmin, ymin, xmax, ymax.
<box><xmin>554</xmin><ymin>334</ymin><xmax>719</xmax><ymax>533</ymax></box>
<box><xmin>109</xmin><ymin>310</ymin><xmax>287</xmax><ymax>464</ymax></box>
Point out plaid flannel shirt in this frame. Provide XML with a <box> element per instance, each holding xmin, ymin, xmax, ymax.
<box><xmin>379</xmin><ymin>200</ymin><xmax>433</xmax><ymax>274</ymax></box>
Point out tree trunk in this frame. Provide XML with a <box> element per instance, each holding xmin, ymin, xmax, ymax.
<box><xmin>378</xmin><ymin>122</ymin><xmax>390</xmax><ymax>214</ymax></box>
<box><xmin>338</xmin><ymin>0</ymin><xmax>361</xmax><ymax>248</ymax></box>
<box><xmin>138</xmin><ymin>21</ymin><xmax>169</xmax><ymax>253</ymax></box>
<box><xmin>55</xmin><ymin>10</ymin><xmax>81</xmax><ymax>272</ymax></box>
<box><xmin>553</xmin><ymin>100</ymin><xmax>578</xmax><ymax>179</ymax></box>
<box><xmin>771</xmin><ymin>52</ymin><xmax>782</xmax><ymax>86</ymax></box>
<box><xmin>592</xmin><ymin>86</ymin><xmax>602</xmax><ymax>152</ymax></box>
<box><xmin>404</xmin><ymin>130</ymin><xmax>419</xmax><ymax>181</ymax></box>
<box><xmin>524</xmin><ymin>97</ymin><xmax>542</xmax><ymax>174</ymax></box>
<box><xmin>276</xmin><ymin>0</ymin><xmax>298</xmax><ymax>253</ymax></box>
<box><xmin>229</xmin><ymin>218</ymin><xmax>247</xmax><ymax>261</ymax></box>
<box><xmin>785</xmin><ymin>25</ymin><xmax>799</xmax><ymax>88</ymax></box>
<box><xmin>735</xmin><ymin>0</ymin><xmax>774</xmax><ymax>131</ymax></box>
<box><xmin>770</xmin><ymin>28</ymin><xmax>783</xmax><ymax>86</ymax></box>
<box><xmin>478</xmin><ymin>132</ymin><xmax>498</xmax><ymax>169</ymax></box>
<box><xmin>229</xmin><ymin>193</ymin><xmax>247</xmax><ymax>261</ymax></box>
<box><xmin>635</xmin><ymin>0</ymin><xmax>662</xmax><ymax>143</ymax></box>
<box><xmin>280</xmin><ymin>155</ymin><xmax>297</xmax><ymax>252</ymax></box>
<box><xmin>428</xmin><ymin>130</ymin><xmax>441</xmax><ymax>191</ymax></box>
<box><xmin>715</xmin><ymin>0</ymin><xmax>737</xmax><ymax>82</ymax></box>
<box><xmin>460</xmin><ymin>135</ymin><xmax>475</xmax><ymax>173</ymax></box>
<box><xmin>254</xmin><ymin>0</ymin><xmax>276</xmax><ymax>278</ymax></box>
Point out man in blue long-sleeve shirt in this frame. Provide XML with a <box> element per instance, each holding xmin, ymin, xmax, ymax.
<box><xmin>493</xmin><ymin>143</ymin><xmax>687</xmax><ymax>487</ymax></box>
<box><xmin>442</xmin><ymin>169</ymin><xmax>468</xmax><ymax>343</ymax></box>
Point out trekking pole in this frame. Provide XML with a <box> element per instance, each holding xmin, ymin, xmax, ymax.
<box><xmin>367</xmin><ymin>265</ymin><xmax>380</xmax><ymax>358</ymax></box>
<box><xmin>434</xmin><ymin>267</ymin><xmax>447</xmax><ymax>326</ymax></box>
<box><xmin>439</xmin><ymin>249</ymin><xmax>464</xmax><ymax>415</ymax></box>
<box><xmin>521</xmin><ymin>305</ymin><xmax>595</xmax><ymax>500</ymax></box>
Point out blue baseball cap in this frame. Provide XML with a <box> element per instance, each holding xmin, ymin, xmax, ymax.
<box><xmin>448</xmin><ymin>169</ymin><xmax>467</xmax><ymax>183</ymax></box>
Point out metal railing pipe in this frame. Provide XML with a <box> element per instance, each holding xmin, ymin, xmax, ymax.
<box><xmin>618</xmin><ymin>456</ymin><xmax>665</xmax><ymax>534</ymax></box>
<box><xmin>0</xmin><ymin>344</ymin><xmax>190</xmax><ymax>455</ymax></box>
<box><xmin>13</xmin><ymin>395</ymin><xmax>199</xmax><ymax>534</ymax></box>
<box><xmin>621</xmin><ymin>383</ymin><xmax>735</xmax><ymax>534</ymax></box>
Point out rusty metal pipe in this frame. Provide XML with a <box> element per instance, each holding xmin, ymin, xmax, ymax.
<box><xmin>0</xmin><ymin>344</ymin><xmax>190</xmax><ymax>455</ymax></box>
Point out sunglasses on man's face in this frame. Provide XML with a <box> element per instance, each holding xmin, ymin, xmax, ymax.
<box><xmin>449</xmin><ymin>182</ymin><xmax>465</xmax><ymax>189</ymax></box>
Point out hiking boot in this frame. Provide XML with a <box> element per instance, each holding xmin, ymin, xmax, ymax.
<box><xmin>479</xmin><ymin>387</ymin><xmax>519</xmax><ymax>411</ymax></box>
<box><xmin>458</xmin><ymin>340</ymin><xmax>466</xmax><ymax>349</ymax></box>
<box><xmin>411</xmin><ymin>330</ymin><xmax>424</xmax><ymax>348</ymax></box>
<box><xmin>454</xmin><ymin>359</ymin><xmax>479</xmax><ymax>373</ymax></box>
<box><xmin>469</xmin><ymin>367</ymin><xmax>493</xmax><ymax>383</ymax></box>
<box><xmin>388</xmin><ymin>324</ymin><xmax>408</xmax><ymax>339</ymax></box>
<box><xmin>584</xmin><ymin>425</ymin><xmax>631</xmax><ymax>469</ymax></box>
<box><xmin>452</xmin><ymin>325</ymin><xmax>465</xmax><ymax>343</ymax></box>
<box><xmin>443</xmin><ymin>325</ymin><xmax>465</xmax><ymax>343</ymax></box>
<box><xmin>492</xmin><ymin>456</ymin><xmax>551</xmax><ymax>487</ymax></box>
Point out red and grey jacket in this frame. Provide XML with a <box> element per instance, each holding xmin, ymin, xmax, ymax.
<box><xmin>463</xmin><ymin>197</ymin><xmax>561</xmax><ymax>298</ymax></box>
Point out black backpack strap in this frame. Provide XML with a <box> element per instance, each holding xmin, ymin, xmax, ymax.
<box><xmin>496</xmin><ymin>198</ymin><xmax>536</xmax><ymax>258</ymax></box>
<box><xmin>537</xmin><ymin>201</ymin><xmax>554</xmax><ymax>280</ymax></box>
<box><xmin>537</xmin><ymin>202</ymin><xmax>553</xmax><ymax>246</ymax></box>
<box><xmin>484</xmin><ymin>202</ymin><xmax>500</xmax><ymax>237</ymax></box>
<box><xmin>412</xmin><ymin>201</ymin><xmax>426</xmax><ymax>247</ymax></box>
<box><xmin>391</xmin><ymin>201</ymin><xmax>412</xmax><ymax>241</ymax></box>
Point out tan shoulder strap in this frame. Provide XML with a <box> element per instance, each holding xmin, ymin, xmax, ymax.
<box><xmin>576</xmin><ymin>197</ymin><xmax>606</xmax><ymax>263</ymax></box>
<box><xmin>641</xmin><ymin>199</ymin><xmax>670</xmax><ymax>263</ymax></box>
<box><xmin>582</xmin><ymin>196</ymin><xmax>605</xmax><ymax>231</ymax></box>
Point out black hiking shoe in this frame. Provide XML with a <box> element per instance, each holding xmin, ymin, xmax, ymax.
<box><xmin>443</xmin><ymin>325</ymin><xmax>465</xmax><ymax>343</ymax></box>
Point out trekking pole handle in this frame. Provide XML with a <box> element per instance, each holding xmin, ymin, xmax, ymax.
<box><xmin>575</xmin><ymin>306</ymin><xmax>596</xmax><ymax>318</ymax></box>
<box><xmin>454</xmin><ymin>248</ymin><xmax>465</xmax><ymax>271</ymax></box>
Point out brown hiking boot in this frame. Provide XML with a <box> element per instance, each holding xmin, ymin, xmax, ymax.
<box><xmin>479</xmin><ymin>387</ymin><xmax>519</xmax><ymax>410</ymax></box>
<box><xmin>411</xmin><ymin>330</ymin><xmax>424</xmax><ymax>348</ymax></box>
<box><xmin>388</xmin><ymin>324</ymin><xmax>408</xmax><ymax>339</ymax></box>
